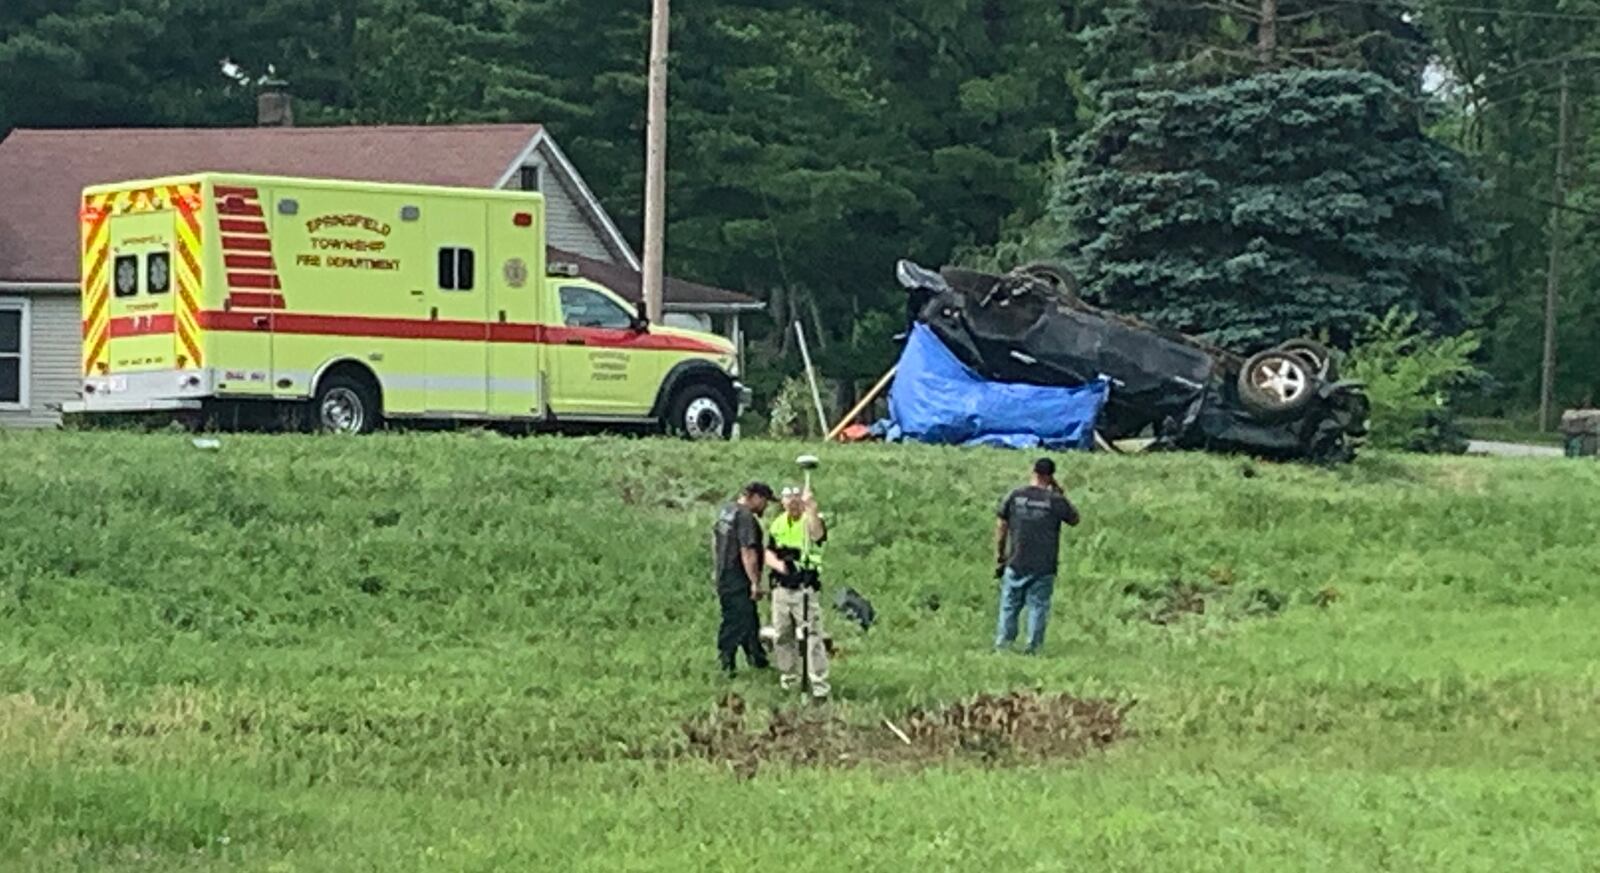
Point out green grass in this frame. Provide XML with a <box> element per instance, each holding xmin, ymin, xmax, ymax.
<box><xmin>2</xmin><ymin>431</ymin><xmax>1599</xmax><ymax>871</ymax></box>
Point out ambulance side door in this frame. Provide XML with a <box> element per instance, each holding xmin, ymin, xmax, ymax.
<box><xmin>210</xmin><ymin>183</ymin><xmax>274</xmax><ymax>397</ymax></box>
<box><xmin>424</xmin><ymin>199</ymin><xmax>488</xmax><ymax>414</ymax></box>
<box><xmin>486</xmin><ymin>201</ymin><xmax>543</xmax><ymax>418</ymax></box>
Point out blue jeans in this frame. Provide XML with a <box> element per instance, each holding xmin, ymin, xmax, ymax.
<box><xmin>995</xmin><ymin>568</ymin><xmax>1056</xmax><ymax>653</ymax></box>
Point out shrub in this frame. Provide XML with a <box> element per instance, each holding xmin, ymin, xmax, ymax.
<box><xmin>769</xmin><ymin>377</ymin><xmax>820</xmax><ymax>438</ymax></box>
<box><xmin>1344</xmin><ymin>309</ymin><xmax>1481</xmax><ymax>453</ymax></box>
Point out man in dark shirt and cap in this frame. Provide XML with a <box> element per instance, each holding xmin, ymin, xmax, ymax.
<box><xmin>994</xmin><ymin>458</ymin><xmax>1081</xmax><ymax>653</ymax></box>
<box><xmin>713</xmin><ymin>482</ymin><xmax>777</xmax><ymax>675</ymax></box>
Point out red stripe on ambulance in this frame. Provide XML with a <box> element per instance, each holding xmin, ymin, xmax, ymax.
<box><xmin>220</xmin><ymin>219</ymin><xmax>269</xmax><ymax>235</ymax></box>
<box><xmin>109</xmin><ymin>315</ymin><xmax>175</xmax><ymax>337</ymax></box>
<box><xmin>195</xmin><ymin>311</ymin><xmax>725</xmax><ymax>354</ymax></box>
<box><xmin>226</xmin><ymin>293</ymin><xmax>287</xmax><ymax>310</ymax></box>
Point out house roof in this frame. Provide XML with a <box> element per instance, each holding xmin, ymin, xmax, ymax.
<box><xmin>550</xmin><ymin>248</ymin><xmax>764</xmax><ymax>312</ymax></box>
<box><xmin>0</xmin><ymin>125</ymin><xmax>538</xmax><ymax>284</ymax></box>
<box><xmin>0</xmin><ymin>125</ymin><xmax>757</xmax><ymax>311</ymax></box>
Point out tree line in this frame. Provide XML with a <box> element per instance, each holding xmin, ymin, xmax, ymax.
<box><xmin>3</xmin><ymin>0</ymin><xmax>1597</xmax><ymax>415</ymax></box>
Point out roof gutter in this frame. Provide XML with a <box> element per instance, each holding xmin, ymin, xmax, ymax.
<box><xmin>665</xmin><ymin>301</ymin><xmax>766</xmax><ymax>314</ymax></box>
<box><xmin>0</xmin><ymin>281</ymin><xmax>75</xmax><ymax>293</ymax></box>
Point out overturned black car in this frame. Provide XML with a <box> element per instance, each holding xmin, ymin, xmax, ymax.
<box><xmin>896</xmin><ymin>261</ymin><xmax>1370</xmax><ymax>463</ymax></box>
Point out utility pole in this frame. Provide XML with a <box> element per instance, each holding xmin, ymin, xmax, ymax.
<box><xmin>1541</xmin><ymin>63</ymin><xmax>1571</xmax><ymax>432</ymax></box>
<box><xmin>642</xmin><ymin>0</ymin><xmax>670</xmax><ymax>325</ymax></box>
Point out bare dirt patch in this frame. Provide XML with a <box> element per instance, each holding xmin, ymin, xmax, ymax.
<box><xmin>1123</xmin><ymin>576</ymin><xmax>1288</xmax><ymax>625</ymax></box>
<box><xmin>681</xmin><ymin>691</ymin><xmax>1133</xmax><ymax>776</ymax></box>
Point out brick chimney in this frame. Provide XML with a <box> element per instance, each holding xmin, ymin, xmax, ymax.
<box><xmin>257</xmin><ymin>79</ymin><xmax>293</xmax><ymax>127</ymax></box>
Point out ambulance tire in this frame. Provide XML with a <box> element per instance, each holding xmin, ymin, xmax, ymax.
<box><xmin>312</xmin><ymin>370</ymin><xmax>381</xmax><ymax>435</ymax></box>
<box><xmin>665</xmin><ymin>383</ymin><xmax>734</xmax><ymax>441</ymax></box>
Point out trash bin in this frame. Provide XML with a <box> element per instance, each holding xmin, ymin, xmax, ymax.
<box><xmin>1560</xmin><ymin>409</ymin><xmax>1600</xmax><ymax>458</ymax></box>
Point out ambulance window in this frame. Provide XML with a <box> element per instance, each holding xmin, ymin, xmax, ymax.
<box><xmin>560</xmin><ymin>286</ymin><xmax>633</xmax><ymax>330</ymax></box>
<box><xmin>113</xmin><ymin>255</ymin><xmax>139</xmax><ymax>298</ymax></box>
<box><xmin>147</xmin><ymin>252</ymin><xmax>171</xmax><ymax>295</ymax></box>
<box><xmin>437</xmin><ymin>247</ymin><xmax>476</xmax><ymax>291</ymax></box>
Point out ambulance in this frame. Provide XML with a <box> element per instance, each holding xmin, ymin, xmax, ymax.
<box><xmin>68</xmin><ymin>173</ymin><xmax>749</xmax><ymax>437</ymax></box>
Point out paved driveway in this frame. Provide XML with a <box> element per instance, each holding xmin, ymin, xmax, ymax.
<box><xmin>1466</xmin><ymin>440</ymin><xmax>1565</xmax><ymax>458</ymax></box>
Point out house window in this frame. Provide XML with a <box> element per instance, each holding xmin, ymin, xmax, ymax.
<box><xmin>0</xmin><ymin>298</ymin><xmax>28</xmax><ymax>408</ymax></box>
<box><xmin>559</xmin><ymin>286</ymin><xmax>633</xmax><ymax>330</ymax></box>
<box><xmin>437</xmin><ymin>247</ymin><xmax>476</xmax><ymax>291</ymax></box>
<box><xmin>518</xmin><ymin>165</ymin><xmax>541</xmax><ymax>192</ymax></box>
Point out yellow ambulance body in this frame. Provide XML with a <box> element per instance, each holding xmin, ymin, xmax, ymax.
<box><xmin>70</xmin><ymin>173</ymin><xmax>747</xmax><ymax>437</ymax></box>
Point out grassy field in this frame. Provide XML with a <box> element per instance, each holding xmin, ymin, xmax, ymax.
<box><xmin>2</xmin><ymin>431</ymin><xmax>1598</xmax><ymax>871</ymax></box>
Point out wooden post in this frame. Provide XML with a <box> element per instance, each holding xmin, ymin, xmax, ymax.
<box><xmin>827</xmin><ymin>366</ymin><xmax>898</xmax><ymax>441</ymax></box>
<box><xmin>642</xmin><ymin>0</ymin><xmax>670</xmax><ymax>325</ymax></box>
<box><xmin>1541</xmin><ymin>63</ymin><xmax>1571</xmax><ymax>433</ymax></box>
<box><xmin>793</xmin><ymin>321</ymin><xmax>828</xmax><ymax>438</ymax></box>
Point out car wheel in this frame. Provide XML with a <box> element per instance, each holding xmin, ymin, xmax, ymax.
<box><xmin>1276</xmin><ymin>339</ymin><xmax>1338</xmax><ymax>381</ymax></box>
<box><xmin>667</xmin><ymin>383</ymin><xmax>734</xmax><ymax>441</ymax></box>
<box><xmin>1238</xmin><ymin>350</ymin><xmax>1316</xmax><ymax>418</ymax></box>
<box><xmin>1017</xmin><ymin>262</ymin><xmax>1082</xmax><ymax>304</ymax></box>
<box><xmin>313</xmin><ymin>373</ymin><xmax>379</xmax><ymax>435</ymax></box>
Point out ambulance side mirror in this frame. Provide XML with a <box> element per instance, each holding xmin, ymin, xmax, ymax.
<box><xmin>632</xmin><ymin>299</ymin><xmax>650</xmax><ymax>333</ymax></box>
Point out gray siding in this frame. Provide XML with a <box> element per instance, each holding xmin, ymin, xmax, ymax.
<box><xmin>0</xmin><ymin>292</ymin><xmax>77</xmax><ymax>429</ymax></box>
<box><xmin>503</xmin><ymin>154</ymin><xmax>617</xmax><ymax>264</ymax></box>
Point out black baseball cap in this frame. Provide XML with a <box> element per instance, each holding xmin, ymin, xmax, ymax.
<box><xmin>1033</xmin><ymin>457</ymin><xmax>1056</xmax><ymax>477</ymax></box>
<box><xmin>743</xmin><ymin>481</ymin><xmax>776</xmax><ymax>500</ymax></box>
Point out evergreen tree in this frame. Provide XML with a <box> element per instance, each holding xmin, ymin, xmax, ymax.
<box><xmin>1054</xmin><ymin>0</ymin><xmax>1476</xmax><ymax>350</ymax></box>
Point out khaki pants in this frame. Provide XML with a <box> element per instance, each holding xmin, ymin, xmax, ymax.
<box><xmin>771</xmin><ymin>586</ymin><xmax>829</xmax><ymax>698</ymax></box>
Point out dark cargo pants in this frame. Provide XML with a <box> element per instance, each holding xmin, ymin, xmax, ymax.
<box><xmin>717</xmin><ymin>583</ymin><xmax>769</xmax><ymax>672</ymax></box>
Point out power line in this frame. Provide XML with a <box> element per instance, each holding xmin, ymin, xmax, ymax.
<box><xmin>1338</xmin><ymin>0</ymin><xmax>1600</xmax><ymax>23</ymax></box>
<box><xmin>1504</xmin><ymin>191</ymin><xmax>1600</xmax><ymax>221</ymax></box>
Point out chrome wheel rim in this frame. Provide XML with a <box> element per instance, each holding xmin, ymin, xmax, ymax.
<box><xmin>684</xmin><ymin>397</ymin><xmax>725</xmax><ymax>440</ymax></box>
<box><xmin>1250</xmin><ymin>355</ymin><xmax>1310</xmax><ymax>406</ymax></box>
<box><xmin>319</xmin><ymin>387</ymin><xmax>365</xmax><ymax>434</ymax></box>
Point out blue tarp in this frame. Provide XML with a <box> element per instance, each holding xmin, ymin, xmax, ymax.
<box><xmin>883</xmin><ymin>324</ymin><xmax>1109</xmax><ymax>450</ymax></box>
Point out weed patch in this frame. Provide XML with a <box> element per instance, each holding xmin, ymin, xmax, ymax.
<box><xmin>681</xmin><ymin>691</ymin><xmax>1132</xmax><ymax>776</ymax></box>
<box><xmin>1122</xmin><ymin>577</ymin><xmax>1289</xmax><ymax>625</ymax></box>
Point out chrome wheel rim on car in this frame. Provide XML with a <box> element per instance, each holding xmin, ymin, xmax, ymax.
<box><xmin>1249</xmin><ymin>354</ymin><xmax>1311</xmax><ymax>406</ymax></box>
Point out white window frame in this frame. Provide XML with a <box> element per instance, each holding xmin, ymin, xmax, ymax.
<box><xmin>0</xmin><ymin>296</ymin><xmax>29</xmax><ymax>410</ymax></box>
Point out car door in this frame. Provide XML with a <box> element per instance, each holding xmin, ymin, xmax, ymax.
<box><xmin>550</xmin><ymin>283</ymin><xmax>647</xmax><ymax>416</ymax></box>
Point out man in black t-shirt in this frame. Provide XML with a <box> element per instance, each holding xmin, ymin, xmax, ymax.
<box><xmin>712</xmin><ymin>482</ymin><xmax>776</xmax><ymax>675</ymax></box>
<box><xmin>994</xmin><ymin>458</ymin><xmax>1081</xmax><ymax>653</ymax></box>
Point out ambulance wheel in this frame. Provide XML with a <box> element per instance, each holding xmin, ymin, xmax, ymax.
<box><xmin>313</xmin><ymin>371</ymin><xmax>380</xmax><ymax>435</ymax></box>
<box><xmin>666</xmin><ymin>383</ymin><xmax>734</xmax><ymax>441</ymax></box>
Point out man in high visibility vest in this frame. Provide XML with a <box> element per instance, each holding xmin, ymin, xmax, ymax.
<box><xmin>767</xmin><ymin>485</ymin><xmax>830</xmax><ymax>700</ymax></box>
